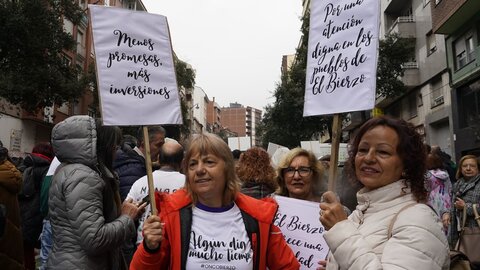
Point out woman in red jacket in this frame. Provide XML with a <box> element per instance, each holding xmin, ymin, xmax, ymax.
<box><xmin>131</xmin><ymin>133</ymin><xmax>299</xmax><ymax>270</ymax></box>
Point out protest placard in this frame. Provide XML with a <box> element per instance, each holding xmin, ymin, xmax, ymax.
<box><xmin>89</xmin><ymin>5</ymin><xmax>182</xmax><ymax>126</ymax></box>
<box><xmin>274</xmin><ymin>195</ymin><xmax>329</xmax><ymax>269</ymax></box>
<box><xmin>304</xmin><ymin>0</ymin><xmax>380</xmax><ymax>116</ymax></box>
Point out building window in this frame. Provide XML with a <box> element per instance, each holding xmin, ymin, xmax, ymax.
<box><xmin>454</xmin><ymin>32</ymin><xmax>476</xmax><ymax>70</ymax></box>
<box><xmin>386</xmin><ymin>103</ymin><xmax>401</xmax><ymax>119</ymax></box>
<box><xmin>77</xmin><ymin>30</ymin><xmax>85</xmax><ymax>54</ymax></box>
<box><xmin>427</xmin><ymin>31</ymin><xmax>437</xmax><ymax>55</ymax></box>
<box><xmin>63</xmin><ymin>18</ymin><xmax>74</xmax><ymax>36</ymax></box>
<box><xmin>467</xmin><ymin>36</ymin><xmax>475</xmax><ymax>62</ymax></box>
<box><xmin>459</xmin><ymin>85</ymin><xmax>480</xmax><ymax>128</ymax></box>
<box><xmin>62</xmin><ymin>55</ymin><xmax>72</xmax><ymax>67</ymax></box>
<box><xmin>430</xmin><ymin>77</ymin><xmax>444</xmax><ymax>108</ymax></box>
<box><xmin>408</xmin><ymin>92</ymin><xmax>418</xmax><ymax>119</ymax></box>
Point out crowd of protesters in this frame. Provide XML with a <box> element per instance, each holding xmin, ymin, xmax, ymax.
<box><xmin>1</xmin><ymin>115</ymin><xmax>479</xmax><ymax>269</ymax></box>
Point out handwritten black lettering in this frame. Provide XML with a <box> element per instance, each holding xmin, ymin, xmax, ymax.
<box><xmin>303</xmin><ymin>241</ymin><xmax>324</xmax><ymax>252</ymax></box>
<box><xmin>113</xmin><ymin>29</ymin><xmax>155</xmax><ymax>51</ymax></box>
<box><xmin>286</xmin><ymin>216</ymin><xmax>324</xmax><ymax>234</ymax></box>
<box><xmin>285</xmin><ymin>237</ymin><xmax>302</xmax><ymax>247</ymax></box>
<box><xmin>344</xmin><ymin>0</ymin><xmax>364</xmax><ymax>11</ymax></box>
<box><xmin>127</xmin><ymin>68</ymin><xmax>151</xmax><ymax>82</ymax></box>
<box><xmin>226</xmin><ymin>249</ymin><xmax>251</xmax><ymax>262</ymax></box>
<box><xmin>109</xmin><ymin>84</ymin><xmax>170</xmax><ymax>99</ymax></box>
<box><xmin>295</xmin><ymin>251</ymin><xmax>314</xmax><ymax>268</ymax></box>
<box><xmin>273</xmin><ymin>213</ymin><xmax>287</xmax><ymax>227</ymax></box>
<box><xmin>107</xmin><ymin>51</ymin><xmax>161</xmax><ymax>68</ymax></box>
<box><xmin>323</xmin><ymin>3</ymin><xmax>343</xmax><ymax>22</ymax></box>
<box><xmin>322</xmin><ymin>15</ymin><xmax>363</xmax><ymax>39</ymax></box>
<box><xmin>191</xmin><ymin>231</ymin><xmax>226</xmax><ymax>252</ymax></box>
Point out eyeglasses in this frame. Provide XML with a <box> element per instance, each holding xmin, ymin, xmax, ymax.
<box><xmin>283</xmin><ymin>166</ymin><xmax>312</xmax><ymax>177</ymax></box>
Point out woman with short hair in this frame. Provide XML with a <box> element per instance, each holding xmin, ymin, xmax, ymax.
<box><xmin>131</xmin><ymin>133</ymin><xmax>299</xmax><ymax>270</ymax></box>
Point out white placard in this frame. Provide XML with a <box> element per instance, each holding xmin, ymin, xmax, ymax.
<box><xmin>274</xmin><ymin>195</ymin><xmax>329</xmax><ymax>269</ymax></box>
<box><xmin>300</xmin><ymin>141</ymin><xmax>349</xmax><ymax>163</ymax></box>
<box><xmin>227</xmin><ymin>137</ymin><xmax>251</xmax><ymax>151</ymax></box>
<box><xmin>304</xmin><ymin>0</ymin><xmax>380</xmax><ymax>116</ymax></box>
<box><xmin>89</xmin><ymin>5</ymin><xmax>182</xmax><ymax>126</ymax></box>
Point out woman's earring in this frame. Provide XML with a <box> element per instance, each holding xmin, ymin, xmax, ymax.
<box><xmin>401</xmin><ymin>171</ymin><xmax>407</xmax><ymax>178</ymax></box>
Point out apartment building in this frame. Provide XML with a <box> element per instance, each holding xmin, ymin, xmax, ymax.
<box><xmin>0</xmin><ymin>0</ymin><xmax>146</xmax><ymax>156</ymax></box>
<box><xmin>206</xmin><ymin>97</ymin><xmax>222</xmax><ymax>133</ymax></box>
<box><xmin>221</xmin><ymin>102</ymin><xmax>262</xmax><ymax>147</ymax></box>
<box><xmin>376</xmin><ymin>0</ymin><xmax>455</xmax><ymax>157</ymax></box>
<box><xmin>431</xmin><ymin>0</ymin><xmax>480</xmax><ymax>158</ymax></box>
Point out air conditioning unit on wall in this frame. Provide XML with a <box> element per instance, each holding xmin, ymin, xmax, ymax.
<box><xmin>432</xmin><ymin>95</ymin><xmax>444</xmax><ymax>107</ymax></box>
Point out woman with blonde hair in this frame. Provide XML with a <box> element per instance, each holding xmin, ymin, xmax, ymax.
<box><xmin>276</xmin><ymin>148</ymin><xmax>325</xmax><ymax>202</ymax></box>
<box><xmin>237</xmin><ymin>147</ymin><xmax>278</xmax><ymax>199</ymax></box>
<box><xmin>131</xmin><ymin>133</ymin><xmax>299</xmax><ymax>270</ymax></box>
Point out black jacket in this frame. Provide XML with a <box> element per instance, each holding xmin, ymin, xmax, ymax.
<box><xmin>18</xmin><ymin>154</ymin><xmax>50</xmax><ymax>246</ymax></box>
<box><xmin>113</xmin><ymin>149</ymin><xmax>146</xmax><ymax>201</ymax></box>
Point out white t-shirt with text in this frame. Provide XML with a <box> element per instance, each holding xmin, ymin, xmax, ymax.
<box><xmin>126</xmin><ymin>169</ymin><xmax>185</xmax><ymax>244</ymax></box>
<box><xmin>186</xmin><ymin>203</ymin><xmax>253</xmax><ymax>270</ymax></box>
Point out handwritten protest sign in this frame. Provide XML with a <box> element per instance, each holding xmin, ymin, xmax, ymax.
<box><xmin>90</xmin><ymin>5</ymin><xmax>182</xmax><ymax>126</ymax></box>
<box><xmin>304</xmin><ymin>0</ymin><xmax>380</xmax><ymax>116</ymax></box>
<box><xmin>274</xmin><ymin>195</ymin><xmax>329</xmax><ymax>269</ymax></box>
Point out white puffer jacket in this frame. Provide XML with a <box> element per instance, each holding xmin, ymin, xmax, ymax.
<box><xmin>324</xmin><ymin>180</ymin><xmax>449</xmax><ymax>270</ymax></box>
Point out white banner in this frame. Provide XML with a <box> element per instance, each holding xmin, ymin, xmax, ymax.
<box><xmin>274</xmin><ymin>195</ymin><xmax>329</xmax><ymax>269</ymax></box>
<box><xmin>304</xmin><ymin>0</ymin><xmax>380</xmax><ymax>116</ymax></box>
<box><xmin>90</xmin><ymin>5</ymin><xmax>182</xmax><ymax>126</ymax></box>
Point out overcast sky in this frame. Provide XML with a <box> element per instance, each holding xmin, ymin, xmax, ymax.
<box><xmin>142</xmin><ymin>0</ymin><xmax>303</xmax><ymax>110</ymax></box>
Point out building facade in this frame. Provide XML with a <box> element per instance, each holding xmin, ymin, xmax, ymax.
<box><xmin>431</xmin><ymin>0</ymin><xmax>480</xmax><ymax>158</ymax></box>
<box><xmin>0</xmin><ymin>0</ymin><xmax>146</xmax><ymax>157</ymax></box>
<box><xmin>221</xmin><ymin>102</ymin><xmax>262</xmax><ymax>147</ymax></box>
<box><xmin>206</xmin><ymin>97</ymin><xmax>222</xmax><ymax>133</ymax></box>
<box><xmin>377</xmin><ymin>0</ymin><xmax>455</xmax><ymax>158</ymax></box>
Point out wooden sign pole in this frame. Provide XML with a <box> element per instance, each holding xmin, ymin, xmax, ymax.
<box><xmin>328</xmin><ymin>114</ymin><xmax>342</xmax><ymax>192</ymax></box>
<box><xmin>142</xmin><ymin>126</ymin><xmax>157</xmax><ymax>215</ymax></box>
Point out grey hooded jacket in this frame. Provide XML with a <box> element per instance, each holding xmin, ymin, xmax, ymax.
<box><xmin>47</xmin><ymin>116</ymin><xmax>135</xmax><ymax>269</ymax></box>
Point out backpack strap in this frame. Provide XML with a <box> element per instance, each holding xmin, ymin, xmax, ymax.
<box><xmin>387</xmin><ymin>203</ymin><xmax>418</xmax><ymax>239</ymax></box>
<box><xmin>240</xmin><ymin>210</ymin><xmax>260</xmax><ymax>270</ymax></box>
<box><xmin>179</xmin><ymin>206</ymin><xmax>192</xmax><ymax>270</ymax></box>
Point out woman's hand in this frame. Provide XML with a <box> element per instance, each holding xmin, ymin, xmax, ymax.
<box><xmin>143</xmin><ymin>215</ymin><xmax>164</xmax><ymax>250</ymax></box>
<box><xmin>316</xmin><ymin>260</ymin><xmax>327</xmax><ymax>270</ymax></box>
<box><xmin>319</xmin><ymin>191</ymin><xmax>348</xmax><ymax>231</ymax></box>
<box><xmin>454</xmin><ymin>197</ymin><xmax>465</xmax><ymax>210</ymax></box>
<box><xmin>441</xmin><ymin>213</ymin><xmax>450</xmax><ymax>228</ymax></box>
<box><xmin>121</xmin><ymin>198</ymin><xmax>146</xmax><ymax>220</ymax></box>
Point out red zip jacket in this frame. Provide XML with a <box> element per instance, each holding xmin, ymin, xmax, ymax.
<box><xmin>130</xmin><ymin>189</ymin><xmax>299</xmax><ymax>270</ymax></box>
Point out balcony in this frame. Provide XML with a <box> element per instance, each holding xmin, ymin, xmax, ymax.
<box><xmin>434</xmin><ymin>0</ymin><xmax>480</xmax><ymax>34</ymax></box>
<box><xmin>387</xmin><ymin>16</ymin><xmax>416</xmax><ymax>39</ymax></box>
<box><xmin>385</xmin><ymin>0</ymin><xmax>410</xmax><ymax>14</ymax></box>
<box><xmin>401</xmin><ymin>61</ymin><xmax>420</xmax><ymax>88</ymax></box>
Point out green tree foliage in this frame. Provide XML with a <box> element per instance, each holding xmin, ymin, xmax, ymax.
<box><xmin>376</xmin><ymin>33</ymin><xmax>415</xmax><ymax>98</ymax></box>
<box><xmin>259</xmin><ymin>14</ymin><xmax>329</xmax><ymax>149</ymax></box>
<box><xmin>0</xmin><ymin>0</ymin><xmax>87</xmax><ymax>112</ymax></box>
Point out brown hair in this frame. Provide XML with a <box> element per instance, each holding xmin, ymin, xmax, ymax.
<box><xmin>455</xmin><ymin>155</ymin><xmax>480</xmax><ymax>180</ymax></box>
<box><xmin>426</xmin><ymin>146</ymin><xmax>444</xmax><ymax>170</ymax></box>
<box><xmin>236</xmin><ymin>147</ymin><xmax>278</xmax><ymax>191</ymax></box>
<box><xmin>182</xmin><ymin>133</ymin><xmax>240</xmax><ymax>205</ymax></box>
<box><xmin>346</xmin><ymin>116</ymin><xmax>427</xmax><ymax>202</ymax></box>
<box><xmin>276</xmin><ymin>148</ymin><xmax>324</xmax><ymax>197</ymax></box>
